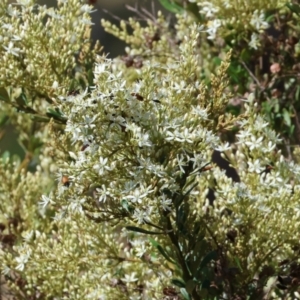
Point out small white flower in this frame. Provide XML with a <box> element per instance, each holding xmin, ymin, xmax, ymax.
<box><xmin>250</xmin><ymin>10</ymin><xmax>269</xmax><ymax>31</ymax></box>
<box><xmin>160</xmin><ymin>194</ymin><xmax>172</xmax><ymax>211</ymax></box>
<box><xmin>200</xmin><ymin>2</ymin><xmax>219</xmax><ymax>18</ymax></box>
<box><xmin>191</xmin><ymin>105</ymin><xmax>209</xmax><ymax>120</ymax></box>
<box><xmin>3</xmin><ymin>42</ymin><xmax>21</xmax><ymax>57</ymax></box>
<box><xmin>93</xmin><ymin>157</ymin><xmax>111</xmax><ymax>175</ymax></box>
<box><xmin>249</xmin><ymin>33</ymin><xmax>260</xmax><ymax>50</ymax></box>
<box><xmin>80</xmin><ymin>18</ymin><xmax>94</xmax><ymax>26</ymax></box>
<box><xmin>52</xmin><ymin>81</ymin><xmax>59</xmax><ymax>89</ymax></box>
<box><xmin>80</xmin><ymin>4</ymin><xmax>97</xmax><ymax>14</ymax></box>
<box><xmin>177</xmin><ymin>154</ymin><xmax>187</xmax><ymax>173</ymax></box>
<box><xmin>127</xmin><ymin>185</ymin><xmax>153</xmax><ymax>204</ymax></box>
<box><xmin>15</xmin><ymin>248</ymin><xmax>31</xmax><ymax>271</ymax></box>
<box><xmin>215</xmin><ymin>142</ymin><xmax>231</xmax><ymax>152</ymax></box>
<box><xmin>122</xmin><ymin>272</ymin><xmax>138</xmax><ymax>283</ymax></box>
<box><xmin>248</xmin><ymin>159</ymin><xmax>264</xmax><ymax>173</ymax></box>
<box><xmin>245</xmin><ymin>136</ymin><xmax>263</xmax><ymax>150</ymax></box>
<box><xmin>39</xmin><ymin>195</ymin><xmax>52</xmax><ymax>208</ymax></box>
<box><xmin>206</xmin><ymin>19</ymin><xmax>221</xmax><ymax>40</ymax></box>
<box><xmin>263</xmin><ymin>141</ymin><xmax>276</xmax><ymax>153</ymax></box>
<box><xmin>97</xmin><ymin>185</ymin><xmax>110</xmax><ymax>202</ymax></box>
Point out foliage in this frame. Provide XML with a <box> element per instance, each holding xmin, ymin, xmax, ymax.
<box><xmin>1</xmin><ymin>0</ymin><xmax>300</xmax><ymax>300</ymax></box>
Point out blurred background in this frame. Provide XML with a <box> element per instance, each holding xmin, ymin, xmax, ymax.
<box><xmin>41</xmin><ymin>0</ymin><xmax>166</xmax><ymax>57</ymax></box>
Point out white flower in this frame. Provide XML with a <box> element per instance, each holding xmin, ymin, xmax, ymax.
<box><xmin>245</xmin><ymin>136</ymin><xmax>263</xmax><ymax>150</ymax></box>
<box><xmin>250</xmin><ymin>10</ymin><xmax>269</xmax><ymax>31</ymax></box>
<box><xmin>122</xmin><ymin>272</ymin><xmax>138</xmax><ymax>283</ymax></box>
<box><xmin>263</xmin><ymin>141</ymin><xmax>276</xmax><ymax>153</ymax></box>
<box><xmin>135</xmin><ymin>131</ymin><xmax>152</xmax><ymax>147</ymax></box>
<box><xmin>80</xmin><ymin>18</ymin><xmax>94</xmax><ymax>26</ymax></box>
<box><xmin>47</xmin><ymin>9</ymin><xmax>62</xmax><ymax>19</ymax></box>
<box><xmin>3</xmin><ymin>42</ymin><xmax>21</xmax><ymax>57</ymax></box>
<box><xmin>177</xmin><ymin>154</ymin><xmax>187</xmax><ymax>173</ymax></box>
<box><xmin>7</xmin><ymin>6</ymin><xmax>20</xmax><ymax>17</ymax></box>
<box><xmin>80</xmin><ymin>4</ymin><xmax>97</xmax><ymax>14</ymax></box>
<box><xmin>126</xmin><ymin>185</ymin><xmax>153</xmax><ymax>204</ymax></box>
<box><xmin>248</xmin><ymin>159</ymin><xmax>264</xmax><ymax>173</ymax></box>
<box><xmin>200</xmin><ymin>2</ymin><xmax>219</xmax><ymax>18</ymax></box>
<box><xmin>15</xmin><ymin>248</ymin><xmax>32</xmax><ymax>271</ymax></box>
<box><xmin>206</xmin><ymin>19</ymin><xmax>221</xmax><ymax>40</ymax></box>
<box><xmin>132</xmin><ymin>206</ymin><xmax>152</xmax><ymax>224</ymax></box>
<box><xmin>160</xmin><ymin>194</ymin><xmax>172</xmax><ymax>211</ymax></box>
<box><xmin>215</xmin><ymin>142</ymin><xmax>231</xmax><ymax>152</ymax></box>
<box><xmin>249</xmin><ymin>33</ymin><xmax>260</xmax><ymax>50</ymax></box>
<box><xmin>39</xmin><ymin>195</ymin><xmax>52</xmax><ymax>208</ymax></box>
<box><xmin>236</xmin><ymin>129</ymin><xmax>252</xmax><ymax>141</ymax></box>
<box><xmin>52</xmin><ymin>81</ymin><xmax>59</xmax><ymax>89</ymax></box>
<box><xmin>97</xmin><ymin>185</ymin><xmax>110</xmax><ymax>202</ymax></box>
<box><xmin>69</xmin><ymin>198</ymin><xmax>85</xmax><ymax>213</ymax></box>
<box><xmin>191</xmin><ymin>105</ymin><xmax>209</xmax><ymax>120</ymax></box>
<box><xmin>93</xmin><ymin>157</ymin><xmax>111</xmax><ymax>175</ymax></box>
<box><xmin>166</xmin><ymin>128</ymin><xmax>193</xmax><ymax>143</ymax></box>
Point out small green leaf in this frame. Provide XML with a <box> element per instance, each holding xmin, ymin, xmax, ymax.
<box><xmin>126</xmin><ymin>226</ymin><xmax>160</xmax><ymax>235</ymax></box>
<box><xmin>149</xmin><ymin>238</ymin><xmax>177</xmax><ymax>263</ymax></box>
<box><xmin>171</xmin><ymin>278</ymin><xmax>185</xmax><ymax>288</ymax></box>
<box><xmin>30</xmin><ymin>114</ymin><xmax>50</xmax><ymax>123</ymax></box>
<box><xmin>286</xmin><ymin>3</ymin><xmax>300</xmax><ymax>16</ymax></box>
<box><xmin>87</xmin><ymin>69</ymin><xmax>94</xmax><ymax>86</ymax></box>
<box><xmin>0</xmin><ymin>87</ymin><xmax>10</xmax><ymax>103</ymax></box>
<box><xmin>180</xmin><ymin>288</ymin><xmax>191</xmax><ymax>300</ymax></box>
<box><xmin>282</xmin><ymin>108</ymin><xmax>291</xmax><ymax>126</ymax></box>
<box><xmin>234</xmin><ymin>256</ymin><xmax>243</xmax><ymax>271</ymax></box>
<box><xmin>46</xmin><ymin>108</ymin><xmax>67</xmax><ymax>123</ymax></box>
<box><xmin>198</xmin><ymin>250</ymin><xmax>218</xmax><ymax>272</ymax></box>
<box><xmin>185</xmin><ymin>279</ymin><xmax>196</xmax><ymax>294</ymax></box>
<box><xmin>0</xmin><ymin>115</ymin><xmax>9</xmax><ymax>127</ymax></box>
<box><xmin>159</xmin><ymin>0</ymin><xmax>184</xmax><ymax>14</ymax></box>
<box><xmin>121</xmin><ymin>199</ymin><xmax>134</xmax><ymax>214</ymax></box>
<box><xmin>2</xmin><ymin>151</ymin><xmax>10</xmax><ymax>163</ymax></box>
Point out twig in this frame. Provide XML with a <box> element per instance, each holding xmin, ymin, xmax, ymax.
<box><xmin>240</xmin><ymin>60</ymin><xmax>264</xmax><ymax>91</ymax></box>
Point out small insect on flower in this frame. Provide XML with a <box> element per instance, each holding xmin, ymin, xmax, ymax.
<box><xmin>62</xmin><ymin>176</ymin><xmax>70</xmax><ymax>187</ymax></box>
<box><xmin>81</xmin><ymin>143</ymin><xmax>89</xmax><ymax>151</ymax></box>
<box><xmin>131</xmin><ymin>93</ymin><xmax>144</xmax><ymax>101</ymax></box>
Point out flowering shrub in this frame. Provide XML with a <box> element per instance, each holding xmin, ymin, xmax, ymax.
<box><xmin>1</xmin><ymin>0</ymin><xmax>300</xmax><ymax>299</ymax></box>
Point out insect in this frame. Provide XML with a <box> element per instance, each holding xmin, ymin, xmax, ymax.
<box><xmin>62</xmin><ymin>176</ymin><xmax>70</xmax><ymax>187</ymax></box>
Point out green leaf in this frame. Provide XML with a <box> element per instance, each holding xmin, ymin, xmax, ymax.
<box><xmin>196</xmin><ymin>250</ymin><xmax>218</xmax><ymax>275</ymax></box>
<box><xmin>234</xmin><ymin>256</ymin><xmax>243</xmax><ymax>271</ymax></box>
<box><xmin>1</xmin><ymin>151</ymin><xmax>10</xmax><ymax>163</ymax></box>
<box><xmin>282</xmin><ymin>108</ymin><xmax>291</xmax><ymax>126</ymax></box>
<box><xmin>185</xmin><ymin>2</ymin><xmax>204</xmax><ymax>21</ymax></box>
<box><xmin>185</xmin><ymin>279</ymin><xmax>196</xmax><ymax>294</ymax></box>
<box><xmin>87</xmin><ymin>69</ymin><xmax>94</xmax><ymax>86</ymax></box>
<box><xmin>0</xmin><ymin>87</ymin><xmax>10</xmax><ymax>103</ymax></box>
<box><xmin>0</xmin><ymin>115</ymin><xmax>9</xmax><ymax>127</ymax></box>
<box><xmin>30</xmin><ymin>114</ymin><xmax>50</xmax><ymax>123</ymax></box>
<box><xmin>149</xmin><ymin>238</ymin><xmax>177</xmax><ymax>263</ymax></box>
<box><xmin>286</xmin><ymin>3</ymin><xmax>300</xmax><ymax>16</ymax></box>
<box><xmin>180</xmin><ymin>288</ymin><xmax>191</xmax><ymax>300</ymax></box>
<box><xmin>126</xmin><ymin>226</ymin><xmax>161</xmax><ymax>235</ymax></box>
<box><xmin>212</xmin><ymin>57</ymin><xmax>222</xmax><ymax>66</ymax></box>
<box><xmin>171</xmin><ymin>278</ymin><xmax>185</xmax><ymax>288</ymax></box>
<box><xmin>121</xmin><ymin>199</ymin><xmax>134</xmax><ymax>214</ymax></box>
<box><xmin>159</xmin><ymin>0</ymin><xmax>184</xmax><ymax>14</ymax></box>
<box><xmin>46</xmin><ymin>108</ymin><xmax>67</xmax><ymax>123</ymax></box>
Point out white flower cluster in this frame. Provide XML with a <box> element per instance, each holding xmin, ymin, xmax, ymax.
<box><xmin>188</xmin><ymin>0</ymin><xmax>276</xmax><ymax>47</ymax></box>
